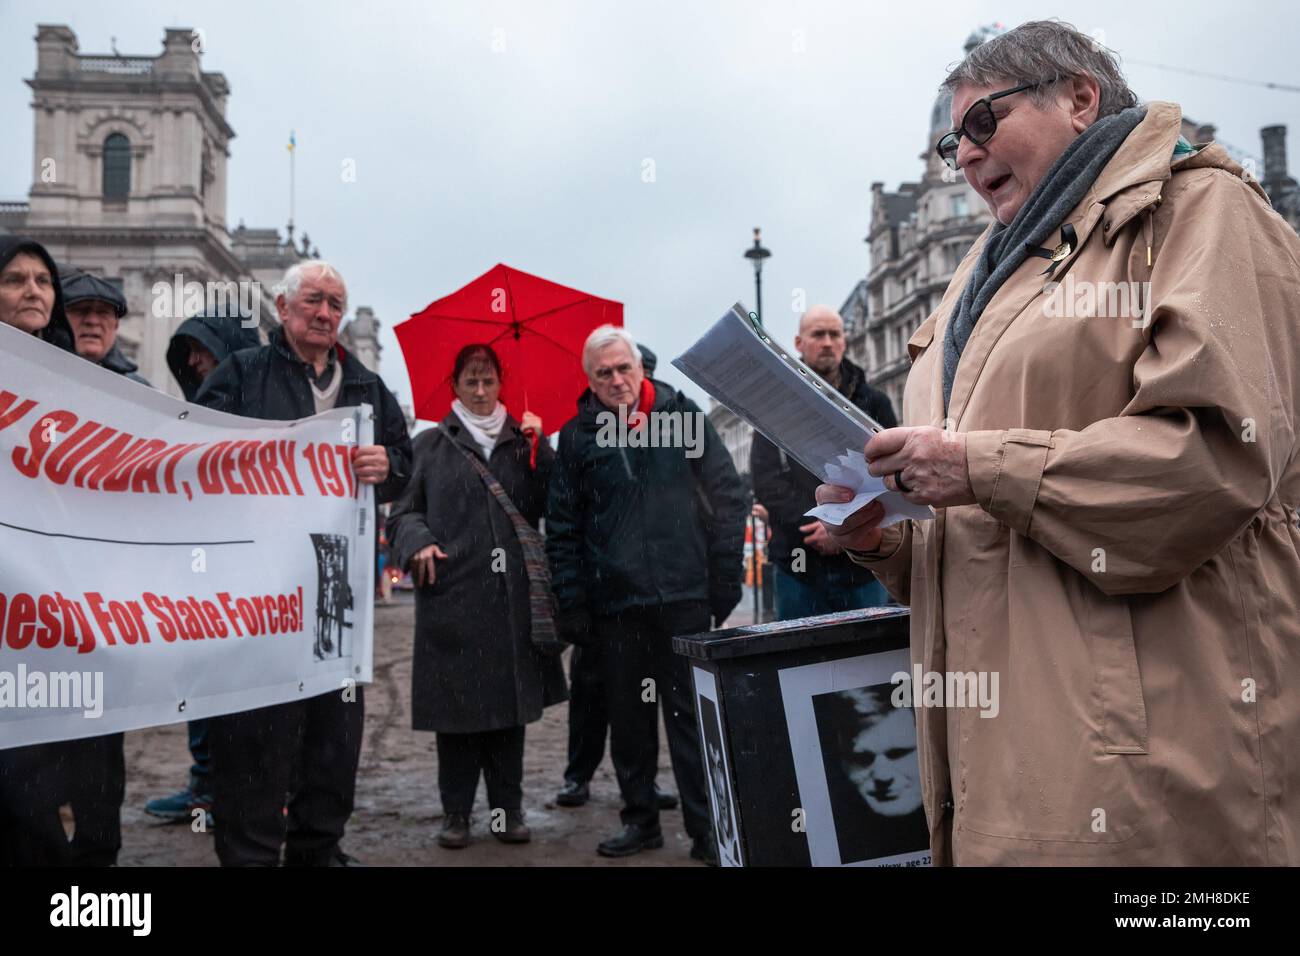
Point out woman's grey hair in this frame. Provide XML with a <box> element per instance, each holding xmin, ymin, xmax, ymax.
<box><xmin>279</xmin><ymin>260</ymin><xmax>347</xmax><ymax>307</ymax></box>
<box><xmin>582</xmin><ymin>324</ymin><xmax>642</xmax><ymax>375</ymax></box>
<box><xmin>942</xmin><ymin>20</ymin><xmax>1138</xmax><ymax>121</ymax></box>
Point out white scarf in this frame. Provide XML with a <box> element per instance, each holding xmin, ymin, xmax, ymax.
<box><xmin>452</xmin><ymin>398</ymin><xmax>508</xmax><ymax>459</ymax></box>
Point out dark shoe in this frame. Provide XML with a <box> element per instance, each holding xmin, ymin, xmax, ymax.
<box><xmin>438</xmin><ymin>813</ymin><xmax>471</xmax><ymax>849</ymax></box>
<box><xmin>597</xmin><ymin>823</ymin><xmax>664</xmax><ymax>858</ymax></box>
<box><xmin>143</xmin><ymin>786</ymin><xmax>192</xmax><ymax>821</ymax></box>
<box><xmin>285</xmin><ymin>847</ymin><xmax>363</xmax><ymax>867</ymax></box>
<box><xmin>492</xmin><ymin>809</ymin><xmax>531</xmax><ymax>844</ymax></box>
<box><xmin>690</xmin><ymin>835</ymin><xmax>720</xmax><ymax>866</ymax></box>
<box><xmin>144</xmin><ymin>780</ymin><xmax>213</xmax><ymax>825</ymax></box>
<box><xmin>555</xmin><ymin>780</ymin><xmax>590</xmax><ymax>807</ymax></box>
<box><xmin>655</xmin><ymin>786</ymin><xmax>679</xmax><ymax>811</ymax></box>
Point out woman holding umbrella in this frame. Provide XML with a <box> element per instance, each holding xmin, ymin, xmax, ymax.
<box><xmin>388</xmin><ymin>343</ymin><xmax>567</xmax><ymax>850</ymax></box>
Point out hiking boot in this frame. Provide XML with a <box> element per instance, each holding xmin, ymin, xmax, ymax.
<box><xmin>492</xmin><ymin>809</ymin><xmax>531</xmax><ymax>844</ymax></box>
<box><xmin>438</xmin><ymin>813</ymin><xmax>471</xmax><ymax>849</ymax></box>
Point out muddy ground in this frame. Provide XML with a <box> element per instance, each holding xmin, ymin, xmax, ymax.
<box><xmin>116</xmin><ymin>590</ymin><xmax>760</xmax><ymax>866</ymax></box>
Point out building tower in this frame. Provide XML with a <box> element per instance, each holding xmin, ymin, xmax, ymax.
<box><xmin>1</xmin><ymin>25</ymin><xmax>387</xmax><ymax>394</ymax></box>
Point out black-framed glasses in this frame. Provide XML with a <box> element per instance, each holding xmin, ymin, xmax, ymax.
<box><xmin>935</xmin><ymin>80</ymin><xmax>1044</xmax><ymax>171</ymax></box>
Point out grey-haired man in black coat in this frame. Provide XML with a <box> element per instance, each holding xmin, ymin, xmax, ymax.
<box><xmin>546</xmin><ymin>327</ymin><xmax>746</xmax><ymax>863</ymax></box>
<box><xmin>556</xmin><ymin>343</ymin><xmax>679</xmax><ymax>813</ymax></box>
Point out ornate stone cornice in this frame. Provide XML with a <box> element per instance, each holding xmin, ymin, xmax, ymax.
<box><xmin>18</xmin><ymin>224</ymin><xmax>247</xmax><ymax>275</ymax></box>
<box><xmin>27</xmin><ymin>75</ymin><xmax>236</xmax><ymax>141</ymax></box>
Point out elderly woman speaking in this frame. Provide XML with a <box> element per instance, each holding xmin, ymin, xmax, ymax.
<box><xmin>819</xmin><ymin>20</ymin><xmax>1300</xmax><ymax>865</ymax></box>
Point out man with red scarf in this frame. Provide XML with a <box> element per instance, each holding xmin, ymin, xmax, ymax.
<box><xmin>546</xmin><ymin>325</ymin><xmax>746</xmax><ymax>863</ymax></box>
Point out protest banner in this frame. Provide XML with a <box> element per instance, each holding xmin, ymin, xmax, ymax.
<box><xmin>0</xmin><ymin>323</ymin><xmax>374</xmax><ymax>748</ymax></box>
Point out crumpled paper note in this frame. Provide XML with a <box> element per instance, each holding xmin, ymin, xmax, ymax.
<box><xmin>803</xmin><ymin>450</ymin><xmax>934</xmax><ymax>527</ymax></box>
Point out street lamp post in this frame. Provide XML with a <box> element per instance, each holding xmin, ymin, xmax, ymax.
<box><xmin>743</xmin><ymin>227</ymin><xmax>772</xmax><ymax>624</ymax></box>
<box><xmin>743</xmin><ymin>226</ymin><xmax>771</xmax><ymax>324</ymax></box>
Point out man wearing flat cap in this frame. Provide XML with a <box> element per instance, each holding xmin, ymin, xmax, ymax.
<box><xmin>60</xmin><ymin>268</ymin><xmax>150</xmax><ymax>385</ymax></box>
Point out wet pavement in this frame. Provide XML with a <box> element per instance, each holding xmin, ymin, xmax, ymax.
<box><xmin>115</xmin><ymin>589</ymin><xmax>757</xmax><ymax>866</ymax></box>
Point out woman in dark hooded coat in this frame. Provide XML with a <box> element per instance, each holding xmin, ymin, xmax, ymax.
<box><xmin>387</xmin><ymin>343</ymin><xmax>567</xmax><ymax>850</ymax></box>
<box><xmin>0</xmin><ymin>235</ymin><xmax>73</xmax><ymax>347</ymax></box>
<box><xmin>0</xmin><ymin>236</ymin><xmax>125</xmax><ymax>867</ymax></box>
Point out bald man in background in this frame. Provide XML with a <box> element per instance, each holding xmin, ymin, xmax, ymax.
<box><xmin>750</xmin><ymin>306</ymin><xmax>897</xmax><ymax>619</ymax></box>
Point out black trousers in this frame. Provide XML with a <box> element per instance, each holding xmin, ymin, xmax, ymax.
<box><xmin>210</xmin><ymin>687</ymin><xmax>364</xmax><ymax>866</ymax></box>
<box><xmin>0</xmin><ymin>734</ymin><xmax>124</xmax><ymax>867</ymax></box>
<box><xmin>563</xmin><ymin>642</ymin><xmax>608</xmax><ymax>784</ymax></box>
<box><xmin>595</xmin><ymin>601</ymin><xmax>711</xmax><ymax>840</ymax></box>
<box><xmin>436</xmin><ymin>726</ymin><xmax>526</xmax><ymax>815</ymax></box>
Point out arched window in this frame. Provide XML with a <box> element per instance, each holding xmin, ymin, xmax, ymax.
<box><xmin>103</xmin><ymin>133</ymin><xmax>131</xmax><ymax>199</ymax></box>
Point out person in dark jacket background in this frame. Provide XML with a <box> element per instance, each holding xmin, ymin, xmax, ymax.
<box><xmin>59</xmin><ymin>268</ymin><xmax>150</xmax><ymax>386</ymax></box>
<box><xmin>195</xmin><ymin>260</ymin><xmax>412</xmax><ymax>867</ymax></box>
<box><xmin>0</xmin><ymin>237</ymin><xmax>124</xmax><ymax>867</ymax></box>
<box><xmin>546</xmin><ymin>325</ymin><xmax>746</xmax><ymax>862</ymax></box>
<box><xmin>751</xmin><ymin>305</ymin><xmax>897</xmax><ymax>619</ymax></box>
<box><xmin>387</xmin><ymin>344</ymin><xmax>567</xmax><ymax>850</ymax></box>
<box><xmin>166</xmin><ymin>304</ymin><xmax>263</xmax><ymax>400</ymax></box>
<box><xmin>142</xmin><ymin>305</ymin><xmax>264</xmax><ymax>826</ymax></box>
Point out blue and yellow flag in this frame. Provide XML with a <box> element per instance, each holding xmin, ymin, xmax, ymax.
<box><xmin>287</xmin><ymin>130</ymin><xmax>296</xmax><ymax>153</ymax></box>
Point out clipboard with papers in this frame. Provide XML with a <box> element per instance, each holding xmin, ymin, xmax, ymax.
<box><xmin>672</xmin><ymin>303</ymin><xmax>934</xmax><ymax>527</ymax></box>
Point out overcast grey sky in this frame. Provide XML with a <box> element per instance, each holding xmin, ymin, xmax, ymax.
<box><xmin>3</xmin><ymin>0</ymin><xmax>1297</xmax><ymax>418</ymax></box>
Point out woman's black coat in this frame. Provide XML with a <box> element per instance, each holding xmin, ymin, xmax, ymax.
<box><xmin>387</xmin><ymin>411</ymin><xmax>567</xmax><ymax>734</ymax></box>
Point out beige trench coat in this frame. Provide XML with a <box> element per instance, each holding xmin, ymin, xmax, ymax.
<box><xmin>853</xmin><ymin>102</ymin><xmax>1300</xmax><ymax>865</ymax></box>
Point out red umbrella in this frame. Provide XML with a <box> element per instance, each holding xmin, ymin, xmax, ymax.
<box><xmin>396</xmin><ymin>263</ymin><xmax>623</xmax><ymax>432</ymax></box>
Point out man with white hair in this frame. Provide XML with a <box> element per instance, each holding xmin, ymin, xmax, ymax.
<box><xmin>546</xmin><ymin>324</ymin><xmax>747</xmax><ymax>862</ymax></box>
<box><xmin>195</xmin><ymin>260</ymin><xmax>412</xmax><ymax>866</ymax></box>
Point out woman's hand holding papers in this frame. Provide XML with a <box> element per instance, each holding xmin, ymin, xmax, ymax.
<box><xmin>865</xmin><ymin>426</ymin><xmax>976</xmax><ymax>509</ymax></box>
<box><xmin>817</xmin><ymin>425</ymin><xmax>975</xmax><ymax>551</ymax></box>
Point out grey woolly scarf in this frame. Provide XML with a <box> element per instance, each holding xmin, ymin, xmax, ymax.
<box><xmin>941</xmin><ymin>106</ymin><xmax>1147</xmax><ymax>413</ymax></box>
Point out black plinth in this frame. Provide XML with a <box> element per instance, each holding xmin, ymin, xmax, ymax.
<box><xmin>673</xmin><ymin>605</ymin><xmax>931</xmax><ymax>867</ymax></box>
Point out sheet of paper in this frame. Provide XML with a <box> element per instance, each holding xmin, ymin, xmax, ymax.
<box><xmin>672</xmin><ymin>303</ymin><xmax>933</xmax><ymax>528</ymax></box>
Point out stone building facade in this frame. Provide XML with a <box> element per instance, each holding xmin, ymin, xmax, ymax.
<box><xmin>0</xmin><ymin>25</ymin><xmax>381</xmax><ymax>396</ymax></box>
<box><xmin>1261</xmin><ymin>125</ymin><xmax>1300</xmax><ymax>234</ymax></box>
<box><xmin>840</xmin><ymin>27</ymin><xmax>1000</xmax><ymax>415</ymax></box>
